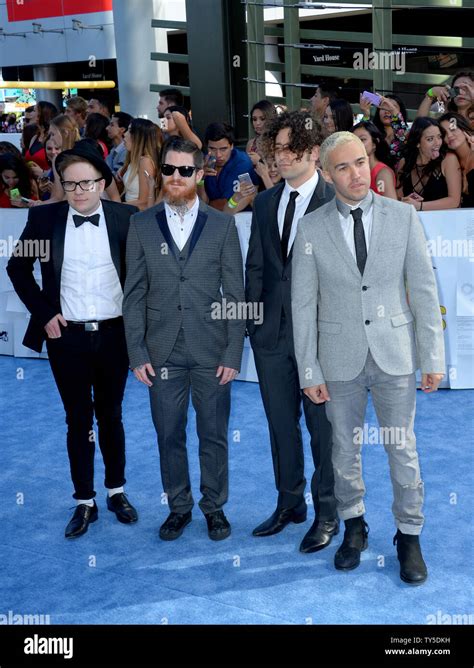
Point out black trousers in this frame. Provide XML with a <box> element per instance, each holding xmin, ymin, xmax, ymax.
<box><xmin>251</xmin><ymin>317</ymin><xmax>337</xmax><ymax>520</ymax></box>
<box><xmin>46</xmin><ymin>318</ymin><xmax>129</xmax><ymax>500</ymax></box>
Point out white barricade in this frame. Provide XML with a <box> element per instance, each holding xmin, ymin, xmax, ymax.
<box><xmin>1</xmin><ymin>207</ymin><xmax>473</xmax><ymax>387</ymax></box>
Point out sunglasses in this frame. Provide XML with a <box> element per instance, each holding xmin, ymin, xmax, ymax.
<box><xmin>161</xmin><ymin>163</ymin><xmax>197</xmax><ymax>178</ymax></box>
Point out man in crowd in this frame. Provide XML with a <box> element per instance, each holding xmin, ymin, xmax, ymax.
<box><xmin>310</xmin><ymin>82</ymin><xmax>340</xmax><ymax>123</ymax></box>
<box><xmin>291</xmin><ymin>131</ymin><xmax>445</xmax><ymax>584</ymax></box>
<box><xmin>106</xmin><ymin>111</ymin><xmax>133</xmax><ymax>176</ymax></box>
<box><xmin>245</xmin><ymin>111</ymin><xmax>339</xmax><ymax>553</ymax></box>
<box><xmin>199</xmin><ymin>122</ymin><xmax>259</xmax><ymax>211</ymax></box>
<box><xmin>65</xmin><ymin>96</ymin><xmax>88</xmax><ymax>136</ymax></box>
<box><xmin>87</xmin><ymin>98</ymin><xmax>111</xmax><ymax>119</ymax></box>
<box><xmin>7</xmin><ymin>142</ymin><xmax>139</xmax><ymax>538</ymax></box>
<box><xmin>157</xmin><ymin>88</ymin><xmax>184</xmax><ymax>119</ymax></box>
<box><xmin>123</xmin><ymin>137</ymin><xmax>245</xmax><ymax>542</ymax></box>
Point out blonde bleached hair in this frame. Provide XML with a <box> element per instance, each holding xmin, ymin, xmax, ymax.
<box><xmin>319</xmin><ymin>131</ymin><xmax>366</xmax><ymax>171</ymax></box>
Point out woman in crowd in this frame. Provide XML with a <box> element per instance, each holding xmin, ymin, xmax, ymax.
<box><xmin>361</xmin><ymin>93</ymin><xmax>408</xmax><ymax>169</ymax></box>
<box><xmin>0</xmin><ymin>141</ymin><xmax>22</xmax><ymax>159</ymax></box>
<box><xmin>246</xmin><ymin>100</ymin><xmax>276</xmax><ymax>166</ymax></box>
<box><xmin>119</xmin><ymin>117</ymin><xmax>162</xmax><ymax>210</ymax></box>
<box><xmin>0</xmin><ymin>154</ymin><xmax>38</xmax><ymax>207</ymax></box>
<box><xmin>417</xmin><ymin>71</ymin><xmax>474</xmax><ymax>126</ymax></box>
<box><xmin>397</xmin><ymin>117</ymin><xmax>462</xmax><ymax>211</ymax></box>
<box><xmin>162</xmin><ymin>105</ymin><xmax>202</xmax><ymax>149</ymax></box>
<box><xmin>37</xmin><ymin>137</ymin><xmax>61</xmax><ymax>201</ymax></box>
<box><xmin>24</xmin><ymin>101</ymin><xmax>58</xmax><ymax>172</ymax></box>
<box><xmin>84</xmin><ymin>112</ymin><xmax>111</xmax><ymax>158</ymax></box>
<box><xmin>352</xmin><ymin>120</ymin><xmax>397</xmax><ymax>199</ymax></box>
<box><xmin>322</xmin><ymin>99</ymin><xmax>354</xmax><ymax>136</ymax></box>
<box><xmin>221</xmin><ymin>155</ymin><xmax>281</xmax><ymax>215</ymax></box>
<box><xmin>439</xmin><ymin>112</ymin><xmax>474</xmax><ymax>208</ymax></box>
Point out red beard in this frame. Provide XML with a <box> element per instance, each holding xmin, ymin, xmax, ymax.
<box><xmin>162</xmin><ymin>180</ymin><xmax>198</xmax><ymax>207</ymax></box>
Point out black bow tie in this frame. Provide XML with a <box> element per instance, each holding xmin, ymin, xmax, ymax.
<box><xmin>73</xmin><ymin>213</ymin><xmax>100</xmax><ymax>228</ymax></box>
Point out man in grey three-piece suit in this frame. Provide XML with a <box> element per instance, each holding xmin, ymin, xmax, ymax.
<box><xmin>123</xmin><ymin>137</ymin><xmax>245</xmax><ymax>542</ymax></box>
<box><xmin>291</xmin><ymin>132</ymin><xmax>445</xmax><ymax>585</ymax></box>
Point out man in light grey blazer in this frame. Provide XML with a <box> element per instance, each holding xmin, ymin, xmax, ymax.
<box><xmin>123</xmin><ymin>137</ymin><xmax>245</xmax><ymax>542</ymax></box>
<box><xmin>291</xmin><ymin>131</ymin><xmax>445</xmax><ymax>585</ymax></box>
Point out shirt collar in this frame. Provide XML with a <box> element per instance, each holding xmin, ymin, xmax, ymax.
<box><xmin>283</xmin><ymin>169</ymin><xmax>319</xmax><ymax>201</ymax></box>
<box><xmin>335</xmin><ymin>189</ymin><xmax>373</xmax><ymax>218</ymax></box>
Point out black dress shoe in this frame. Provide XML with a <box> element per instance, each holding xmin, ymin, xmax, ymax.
<box><xmin>159</xmin><ymin>511</ymin><xmax>192</xmax><ymax>541</ymax></box>
<box><xmin>106</xmin><ymin>492</ymin><xmax>138</xmax><ymax>524</ymax></box>
<box><xmin>334</xmin><ymin>516</ymin><xmax>369</xmax><ymax>571</ymax></box>
<box><xmin>252</xmin><ymin>505</ymin><xmax>307</xmax><ymax>537</ymax></box>
<box><xmin>299</xmin><ymin>518</ymin><xmax>340</xmax><ymax>553</ymax></box>
<box><xmin>65</xmin><ymin>502</ymin><xmax>98</xmax><ymax>539</ymax></box>
<box><xmin>205</xmin><ymin>510</ymin><xmax>231</xmax><ymax>541</ymax></box>
<box><xmin>393</xmin><ymin>529</ymin><xmax>427</xmax><ymax>585</ymax></box>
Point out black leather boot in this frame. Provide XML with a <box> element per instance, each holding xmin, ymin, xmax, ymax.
<box><xmin>393</xmin><ymin>529</ymin><xmax>427</xmax><ymax>585</ymax></box>
<box><xmin>334</xmin><ymin>516</ymin><xmax>369</xmax><ymax>571</ymax></box>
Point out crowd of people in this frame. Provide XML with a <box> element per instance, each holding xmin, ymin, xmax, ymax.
<box><xmin>1</xmin><ymin>71</ymin><xmax>473</xmax><ymax>211</ymax></box>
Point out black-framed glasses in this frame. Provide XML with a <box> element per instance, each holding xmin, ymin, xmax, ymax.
<box><xmin>161</xmin><ymin>163</ymin><xmax>197</xmax><ymax>178</ymax></box>
<box><xmin>60</xmin><ymin>178</ymin><xmax>104</xmax><ymax>192</ymax></box>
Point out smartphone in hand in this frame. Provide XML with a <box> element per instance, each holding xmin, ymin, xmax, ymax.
<box><xmin>238</xmin><ymin>172</ymin><xmax>254</xmax><ymax>189</ymax></box>
<box><xmin>362</xmin><ymin>91</ymin><xmax>382</xmax><ymax>107</ymax></box>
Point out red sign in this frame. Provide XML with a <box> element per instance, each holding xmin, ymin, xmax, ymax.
<box><xmin>7</xmin><ymin>0</ymin><xmax>113</xmax><ymax>22</ymax></box>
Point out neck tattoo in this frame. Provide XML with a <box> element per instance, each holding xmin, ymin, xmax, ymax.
<box><xmin>170</xmin><ymin>203</ymin><xmax>189</xmax><ymax>219</ymax></box>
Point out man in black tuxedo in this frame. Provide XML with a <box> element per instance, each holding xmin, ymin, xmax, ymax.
<box><xmin>7</xmin><ymin>142</ymin><xmax>139</xmax><ymax>538</ymax></box>
<box><xmin>245</xmin><ymin>111</ymin><xmax>339</xmax><ymax>552</ymax></box>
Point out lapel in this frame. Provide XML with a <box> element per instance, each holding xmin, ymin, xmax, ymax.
<box><xmin>102</xmin><ymin>200</ymin><xmax>121</xmax><ymax>279</ymax></box>
<box><xmin>155</xmin><ymin>201</ymin><xmax>208</xmax><ymax>264</ymax></box>
<box><xmin>51</xmin><ymin>201</ymin><xmax>69</xmax><ymax>292</ymax></box>
<box><xmin>363</xmin><ymin>193</ymin><xmax>386</xmax><ymax>277</ymax></box>
<box><xmin>267</xmin><ymin>181</ymin><xmax>285</xmax><ymax>264</ymax></box>
<box><xmin>323</xmin><ymin>198</ymin><xmax>361</xmax><ymax>280</ymax></box>
<box><xmin>286</xmin><ymin>173</ymin><xmax>329</xmax><ymax>265</ymax></box>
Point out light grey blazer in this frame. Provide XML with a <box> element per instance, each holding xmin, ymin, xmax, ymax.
<box><xmin>291</xmin><ymin>193</ymin><xmax>445</xmax><ymax>388</ymax></box>
<box><xmin>123</xmin><ymin>200</ymin><xmax>245</xmax><ymax>372</ymax></box>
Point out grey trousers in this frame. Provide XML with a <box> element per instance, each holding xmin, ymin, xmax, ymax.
<box><xmin>325</xmin><ymin>351</ymin><xmax>424</xmax><ymax>535</ymax></box>
<box><xmin>148</xmin><ymin>329</ymin><xmax>231</xmax><ymax>515</ymax></box>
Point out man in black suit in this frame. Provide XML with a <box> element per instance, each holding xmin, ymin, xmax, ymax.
<box><xmin>245</xmin><ymin>111</ymin><xmax>339</xmax><ymax>552</ymax></box>
<box><xmin>7</xmin><ymin>142</ymin><xmax>139</xmax><ymax>538</ymax></box>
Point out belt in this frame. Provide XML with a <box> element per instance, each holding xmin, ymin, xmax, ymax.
<box><xmin>66</xmin><ymin>316</ymin><xmax>123</xmax><ymax>331</ymax></box>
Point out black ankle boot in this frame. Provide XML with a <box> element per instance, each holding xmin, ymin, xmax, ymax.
<box><xmin>393</xmin><ymin>529</ymin><xmax>427</xmax><ymax>585</ymax></box>
<box><xmin>334</xmin><ymin>516</ymin><xmax>369</xmax><ymax>571</ymax></box>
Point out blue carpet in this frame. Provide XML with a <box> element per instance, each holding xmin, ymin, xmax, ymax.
<box><xmin>1</xmin><ymin>356</ymin><xmax>472</xmax><ymax>625</ymax></box>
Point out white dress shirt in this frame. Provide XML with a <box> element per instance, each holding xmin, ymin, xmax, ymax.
<box><xmin>336</xmin><ymin>191</ymin><xmax>374</xmax><ymax>262</ymax></box>
<box><xmin>277</xmin><ymin>169</ymin><xmax>319</xmax><ymax>252</ymax></box>
<box><xmin>60</xmin><ymin>202</ymin><xmax>123</xmax><ymax>321</ymax></box>
<box><xmin>165</xmin><ymin>197</ymin><xmax>200</xmax><ymax>251</ymax></box>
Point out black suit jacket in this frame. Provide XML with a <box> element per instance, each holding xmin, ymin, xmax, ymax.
<box><xmin>6</xmin><ymin>199</ymin><xmax>138</xmax><ymax>352</ymax></box>
<box><xmin>245</xmin><ymin>174</ymin><xmax>335</xmax><ymax>350</ymax></box>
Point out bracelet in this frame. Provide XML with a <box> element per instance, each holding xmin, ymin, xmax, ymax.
<box><xmin>420</xmin><ymin>201</ymin><xmax>423</xmax><ymax>211</ymax></box>
<box><xmin>362</xmin><ymin>114</ymin><xmax>370</xmax><ymax>121</ymax></box>
<box><xmin>197</xmin><ymin>179</ymin><xmax>205</xmax><ymax>186</ymax></box>
<box><xmin>427</xmin><ymin>88</ymin><xmax>435</xmax><ymax>99</ymax></box>
<box><xmin>228</xmin><ymin>196</ymin><xmax>238</xmax><ymax>208</ymax></box>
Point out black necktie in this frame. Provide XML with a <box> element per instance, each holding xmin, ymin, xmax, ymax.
<box><xmin>351</xmin><ymin>207</ymin><xmax>367</xmax><ymax>275</ymax></box>
<box><xmin>73</xmin><ymin>214</ymin><xmax>100</xmax><ymax>228</ymax></box>
<box><xmin>281</xmin><ymin>191</ymin><xmax>299</xmax><ymax>261</ymax></box>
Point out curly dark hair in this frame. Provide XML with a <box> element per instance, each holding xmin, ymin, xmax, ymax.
<box><xmin>258</xmin><ymin>111</ymin><xmax>324</xmax><ymax>160</ymax></box>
